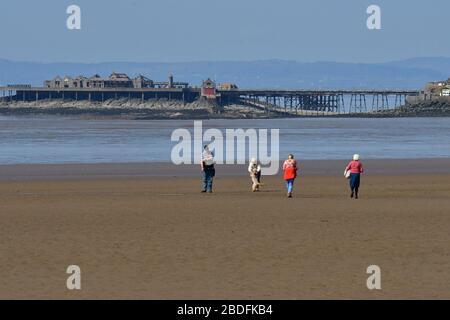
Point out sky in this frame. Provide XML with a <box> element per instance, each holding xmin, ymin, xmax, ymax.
<box><xmin>0</xmin><ymin>0</ymin><xmax>449</xmax><ymax>63</ymax></box>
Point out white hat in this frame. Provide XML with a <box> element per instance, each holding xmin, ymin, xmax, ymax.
<box><xmin>250</xmin><ymin>157</ymin><xmax>257</xmax><ymax>164</ymax></box>
<box><xmin>353</xmin><ymin>154</ymin><xmax>360</xmax><ymax>161</ymax></box>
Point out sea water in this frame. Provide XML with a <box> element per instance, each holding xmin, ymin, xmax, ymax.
<box><xmin>0</xmin><ymin>116</ymin><xmax>449</xmax><ymax>164</ymax></box>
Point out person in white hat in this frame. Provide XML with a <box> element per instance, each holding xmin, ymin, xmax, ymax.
<box><xmin>248</xmin><ymin>157</ymin><xmax>261</xmax><ymax>192</ymax></box>
<box><xmin>344</xmin><ymin>154</ymin><xmax>364</xmax><ymax>199</ymax></box>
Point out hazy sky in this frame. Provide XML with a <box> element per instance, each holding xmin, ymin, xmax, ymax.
<box><xmin>0</xmin><ymin>0</ymin><xmax>449</xmax><ymax>63</ymax></box>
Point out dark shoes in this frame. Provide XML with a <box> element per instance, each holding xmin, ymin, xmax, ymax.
<box><xmin>287</xmin><ymin>192</ymin><xmax>292</xmax><ymax>198</ymax></box>
<box><xmin>350</xmin><ymin>191</ymin><xmax>354</xmax><ymax>198</ymax></box>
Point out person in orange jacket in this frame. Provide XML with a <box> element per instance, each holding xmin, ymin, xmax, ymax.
<box><xmin>282</xmin><ymin>154</ymin><xmax>298</xmax><ymax>198</ymax></box>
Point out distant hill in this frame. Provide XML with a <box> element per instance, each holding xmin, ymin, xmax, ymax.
<box><xmin>1</xmin><ymin>57</ymin><xmax>450</xmax><ymax>89</ymax></box>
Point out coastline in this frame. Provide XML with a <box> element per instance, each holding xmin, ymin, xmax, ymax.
<box><xmin>1</xmin><ymin>99</ymin><xmax>450</xmax><ymax>119</ymax></box>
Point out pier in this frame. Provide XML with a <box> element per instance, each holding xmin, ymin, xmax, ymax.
<box><xmin>220</xmin><ymin>88</ymin><xmax>419</xmax><ymax>114</ymax></box>
<box><xmin>0</xmin><ymin>85</ymin><xmax>420</xmax><ymax>115</ymax></box>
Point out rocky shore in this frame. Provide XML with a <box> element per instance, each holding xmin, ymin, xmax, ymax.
<box><xmin>0</xmin><ymin>99</ymin><xmax>276</xmax><ymax>119</ymax></box>
<box><xmin>371</xmin><ymin>99</ymin><xmax>450</xmax><ymax>117</ymax></box>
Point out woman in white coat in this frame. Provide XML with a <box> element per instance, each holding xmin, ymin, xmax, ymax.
<box><xmin>248</xmin><ymin>158</ymin><xmax>261</xmax><ymax>192</ymax></box>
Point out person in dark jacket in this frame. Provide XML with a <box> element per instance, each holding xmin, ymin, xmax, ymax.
<box><xmin>200</xmin><ymin>145</ymin><xmax>216</xmax><ymax>193</ymax></box>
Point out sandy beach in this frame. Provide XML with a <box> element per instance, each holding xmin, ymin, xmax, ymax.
<box><xmin>0</xmin><ymin>159</ymin><xmax>449</xmax><ymax>299</ymax></box>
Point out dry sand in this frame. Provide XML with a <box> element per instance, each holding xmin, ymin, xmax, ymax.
<box><xmin>0</xmin><ymin>159</ymin><xmax>449</xmax><ymax>299</ymax></box>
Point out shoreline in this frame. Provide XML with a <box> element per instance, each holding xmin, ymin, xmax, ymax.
<box><xmin>1</xmin><ymin>158</ymin><xmax>449</xmax><ymax>181</ymax></box>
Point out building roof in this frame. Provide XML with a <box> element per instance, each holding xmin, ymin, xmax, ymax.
<box><xmin>134</xmin><ymin>75</ymin><xmax>152</xmax><ymax>81</ymax></box>
<box><xmin>109</xmin><ymin>72</ymin><xmax>131</xmax><ymax>80</ymax></box>
<box><xmin>202</xmin><ymin>78</ymin><xmax>216</xmax><ymax>87</ymax></box>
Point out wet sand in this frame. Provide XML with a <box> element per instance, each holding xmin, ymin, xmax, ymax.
<box><xmin>1</xmin><ymin>158</ymin><xmax>450</xmax><ymax>181</ymax></box>
<box><xmin>0</xmin><ymin>159</ymin><xmax>450</xmax><ymax>299</ymax></box>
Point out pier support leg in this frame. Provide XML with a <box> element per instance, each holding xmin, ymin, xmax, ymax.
<box><xmin>363</xmin><ymin>94</ymin><xmax>367</xmax><ymax>112</ymax></box>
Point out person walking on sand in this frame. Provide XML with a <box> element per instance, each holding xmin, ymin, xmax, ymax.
<box><xmin>248</xmin><ymin>157</ymin><xmax>261</xmax><ymax>192</ymax></box>
<box><xmin>282</xmin><ymin>154</ymin><xmax>298</xmax><ymax>198</ymax></box>
<box><xmin>345</xmin><ymin>154</ymin><xmax>364</xmax><ymax>199</ymax></box>
<box><xmin>201</xmin><ymin>145</ymin><xmax>216</xmax><ymax>193</ymax></box>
